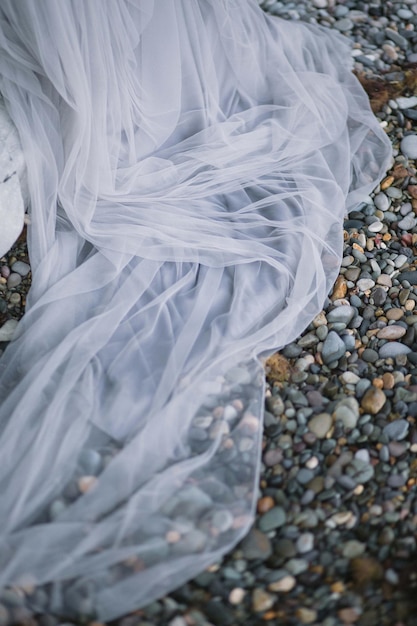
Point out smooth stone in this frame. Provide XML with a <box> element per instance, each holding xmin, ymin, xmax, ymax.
<box><xmin>0</xmin><ymin>319</ymin><xmax>18</xmax><ymax>342</ymax></box>
<box><xmin>372</xmin><ymin>287</ymin><xmax>387</xmax><ymax>306</ymax></box>
<box><xmin>368</xmin><ymin>221</ymin><xmax>383</xmax><ymax>232</ymax></box>
<box><xmin>342</xmin><ymin>540</ymin><xmax>365</xmax><ymax>559</ymax></box>
<box><xmin>357</xmin><ymin>278</ymin><xmax>375</xmax><ymax>291</ymax></box>
<box><xmin>362</xmin><ymin>348</ymin><xmax>379</xmax><ymax>363</ymax></box>
<box><xmin>252</xmin><ymin>589</ymin><xmax>275</xmax><ymax>613</ymax></box>
<box><xmin>7</xmin><ymin>272</ymin><xmax>21</xmax><ymax>288</ymax></box>
<box><xmin>383</xmin><ymin>419</ymin><xmax>409</xmax><ymax>441</ymax></box>
<box><xmin>11</xmin><ymin>260</ymin><xmax>30</xmax><ymax>276</ymax></box>
<box><xmin>308</xmin><ymin>413</ymin><xmax>332</xmax><ymax>439</ymax></box>
<box><xmin>377</xmin><ymin>325</ymin><xmax>406</xmax><ymax>340</ymax></box>
<box><xmin>322</xmin><ymin>331</ymin><xmax>346</xmax><ymax>364</ymax></box>
<box><xmin>259</xmin><ymin>506</ymin><xmax>287</xmax><ymax>532</ymax></box>
<box><xmin>400</xmin><ymin>134</ymin><xmax>417</xmax><ymax>158</ymax></box>
<box><xmin>240</xmin><ymin>528</ymin><xmax>272</xmax><ymax>560</ymax></box>
<box><xmin>327</xmin><ymin>305</ymin><xmax>355</xmax><ymax>326</ymax></box>
<box><xmin>286</xmin><ymin>558</ymin><xmax>309</xmax><ymax>575</ymax></box>
<box><xmin>333</xmin><ymin>398</ymin><xmax>359</xmax><ymax>429</ymax></box>
<box><xmin>373</xmin><ymin>192</ymin><xmax>390</xmax><ymax>211</ymax></box>
<box><xmin>398</xmin><ymin>214</ymin><xmax>417</xmax><ymax>230</ymax></box>
<box><xmin>334</xmin><ymin>17</ymin><xmax>353</xmax><ymax>31</ymax></box>
<box><xmin>387</xmin><ymin>308</ymin><xmax>404</xmax><ymax>321</ymax></box>
<box><xmin>379</xmin><ymin>342</ymin><xmax>411</xmax><ymax>358</ymax></box>
<box><xmin>361</xmin><ymin>388</ymin><xmax>386</xmax><ymax>415</ymax></box>
<box><xmin>400</xmin><ymin>271</ymin><xmax>417</xmax><ymax>284</ymax></box>
<box><xmin>296</xmin><ymin>532</ymin><xmax>314</xmax><ymax>554</ymax></box>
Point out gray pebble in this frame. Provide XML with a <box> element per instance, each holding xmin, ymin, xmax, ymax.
<box><xmin>259</xmin><ymin>506</ymin><xmax>287</xmax><ymax>532</ymax></box>
<box><xmin>383</xmin><ymin>419</ymin><xmax>409</xmax><ymax>441</ymax></box>
<box><xmin>11</xmin><ymin>260</ymin><xmax>30</xmax><ymax>276</ymax></box>
<box><xmin>379</xmin><ymin>342</ymin><xmax>411</xmax><ymax>359</ymax></box>
<box><xmin>400</xmin><ymin>134</ymin><xmax>417</xmax><ymax>159</ymax></box>
<box><xmin>322</xmin><ymin>331</ymin><xmax>346</xmax><ymax>364</ymax></box>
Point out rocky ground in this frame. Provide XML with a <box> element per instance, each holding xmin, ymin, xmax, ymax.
<box><xmin>2</xmin><ymin>0</ymin><xmax>417</xmax><ymax>625</ymax></box>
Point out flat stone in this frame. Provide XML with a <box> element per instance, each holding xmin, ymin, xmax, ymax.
<box><xmin>379</xmin><ymin>342</ymin><xmax>411</xmax><ymax>358</ymax></box>
<box><xmin>357</xmin><ymin>278</ymin><xmax>375</xmax><ymax>291</ymax></box>
<box><xmin>327</xmin><ymin>305</ymin><xmax>355</xmax><ymax>326</ymax></box>
<box><xmin>240</xmin><ymin>528</ymin><xmax>272</xmax><ymax>560</ymax></box>
<box><xmin>400</xmin><ymin>271</ymin><xmax>417</xmax><ymax>285</ymax></box>
<box><xmin>308</xmin><ymin>413</ymin><xmax>332</xmax><ymax>439</ymax></box>
<box><xmin>361</xmin><ymin>387</ymin><xmax>386</xmax><ymax>415</ymax></box>
<box><xmin>258</xmin><ymin>506</ymin><xmax>287</xmax><ymax>532</ymax></box>
<box><xmin>398</xmin><ymin>214</ymin><xmax>416</xmax><ymax>230</ymax></box>
<box><xmin>383</xmin><ymin>419</ymin><xmax>410</xmax><ymax>441</ymax></box>
<box><xmin>377</xmin><ymin>325</ymin><xmax>406</xmax><ymax>340</ymax></box>
<box><xmin>396</xmin><ymin>96</ymin><xmax>417</xmax><ymax>109</ymax></box>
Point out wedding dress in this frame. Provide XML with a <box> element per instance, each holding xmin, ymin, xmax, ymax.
<box><xmin>0</xmin><ymin>0</ymin><xmax>391</xmax><ymax>622</ymax></box>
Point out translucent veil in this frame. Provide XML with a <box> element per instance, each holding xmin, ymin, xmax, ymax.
<box><xmin>0</xmin><ymin>0</ymin><xmax>391</xmax><ymax>621</ymax></box>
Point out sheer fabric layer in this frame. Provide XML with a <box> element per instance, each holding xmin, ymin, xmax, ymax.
<box><xmin>0</xmin><ymin>0</ymin><xmax>391</xmax><ymax>621</ymax></box>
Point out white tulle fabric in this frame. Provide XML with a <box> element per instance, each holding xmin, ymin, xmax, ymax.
<box><xmin>0</xmin><ymin>0</ymin><xmax>391</xmax><ymax>621</ymax></box>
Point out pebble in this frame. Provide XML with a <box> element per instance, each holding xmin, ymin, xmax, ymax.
<box><xmin>376</xmin><ymin>325</ymin><xmax>406</xmax><ymax>340</ymax></box>
<box><xmin>0</xmin><ymin>319</ymin><xmax>18</xmax><ymax>342</ymax></box>
<box><xmin>398</xmin><ymin>214</ymin><xmax>416</xmax><ymax>230</ymax></box>
<box><xmin>357</xmin><ymin>278</ymin><xmax>375</xmax><ymax>291</ymax></box>
<box><xmin>373</xmin><ymin>192</ymin><xmax>390</xmax><ymax>211</ymax></box>
<box><xmin>11</xmin><ymin>260</ymin><xmax>30</xmax><ymax>276</ymax></box>
<box><xmin>383</xmin><ymin>419</ymin><xmax>410</xmax><ymax>441</ymax></box>
<box><xmin>322</xmin><ymin>331</ymin><xmax>346</xmax><ymax>364</ymax></box>
<box><xmin>296</xmin><ymin>533</ymin><xmax>314</xmax><ymax>554</ymax></box>
<box><xmin>360</xmin><ymin>388</ymin><xmax>386</xmax><ymax>414</ymax></box>
<box><xmin>343</xmin><ymin>540</ymin><xmax>366</xmax><ymax>559</ymax></box>
<box><xmin>258</xmin><ymin>506</ymin><xmax>286</xmax><ymax>532</ymax></box>
<box><xmin>400</xmin><ymin>134</ymin><xmax>417</xmax><ymax>159</ymax></box>
<box><xmin>240</xmin><ymin>528</ymin><xmax>272</xmax><ymax>560</ymax></box>
<box><xmin>379</xmin><ymin>342</ymin><xmax>411</xmax><ymax>358</ymax></box>
<box><xmin>252</xmin><ymin>589</ymin><xmax>275</xmax><ymax>613</ymax></box>
<box><xmin>334</xmin><ymin>18</ymin><xmax>353</xmax><ymax>31</ymax></box>
<box><xmin>308</xmin><ymin>413</ymin><xmax>332</xmax><ymax>439</ymax></box>
<box><xmin>296</xmin><ymin>608</ymin><xmax>318</xmax><ymax>624</ymax></box>
<box><xmin>268</xmin><ymin>575</ymin><xmax>296</xmax><ymax>592</ymax></box>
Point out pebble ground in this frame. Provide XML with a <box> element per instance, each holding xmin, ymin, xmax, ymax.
<box><xmin>2</xmin><ymin>1</ymin><xmax>417</xmax><ymax>625</ymax></box>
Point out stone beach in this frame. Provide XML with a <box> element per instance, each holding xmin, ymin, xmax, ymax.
<box><xmin>2</xmin><ymin>0</ymin><xmax>417</xmax><ymax>625</ymax></box>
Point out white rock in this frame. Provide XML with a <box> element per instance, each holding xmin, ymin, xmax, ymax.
<box><xmin>0</xmin><ymin>97</ymin><xmax>27</xmax><ymax>258</ymax></box>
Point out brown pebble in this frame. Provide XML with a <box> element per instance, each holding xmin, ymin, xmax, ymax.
<box><xmin>257</xmin><ymin>496</ymin><xmax>275</xmax><ymax>514</ymax></box>
<box><xmin>386</xmin><ymin>308</ymin><xmax>404</xmax><ymax>321</ymax></box>
<box><xmin>331</xmin><ymin>276</ymin><xmax>347</xmax><ymax>300</ymax></box>
<box><xmin>360</xmin><ymin>387</ymin><xmax>386</xmax><ymax>415</ymax></box>
<box><xmin>380</xmin><ymin>175</ymin><xmax>394</xmax><ymax>190</ymax></box>
<box><xmin>331</xmin><ymin>581</ymin><xmax>345</xmax><ymax>593</ymax></box>
<box><xmin>382</xmin><ymin>372</ymin><xmax>395</xmax><ymax>389</ymax></box>
<box><xmin>372</xmin><ymin>377</ymin><xmax>384</xmax><ymax>389</ymax></box>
